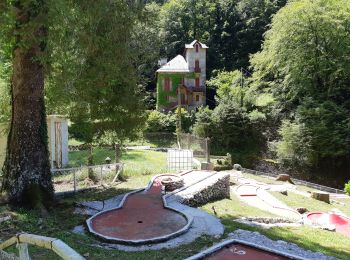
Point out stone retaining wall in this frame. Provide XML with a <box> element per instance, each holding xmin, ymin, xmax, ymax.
<box><xmin>0</xmin><ymin>250</ymin><xmax>18</xmax><ymax>260</ymax></box>
<box><xmin>168</xmin><ymin>172</ymin><xmax>230</xmax><ymax>207</ymax></box>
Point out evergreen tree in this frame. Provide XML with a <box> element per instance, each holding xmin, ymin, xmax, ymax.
<box><xmin>0</xmin><ymin>0</ymin><xmax>54</xmax><ymax>207</ymax></box>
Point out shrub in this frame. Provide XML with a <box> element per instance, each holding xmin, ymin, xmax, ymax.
<box><xmin>145</xmin><ymin>109</ymin><xmax>195</xmax><ymax>133</ymax></box>
<box><xmin>193</xmin><ymin>101</ymin><xmax>265</xmax><ymax>166</ymax></box>
<box><xmin>345</xmin><ymin>180</ymin><xmax>350</xmax><ymax>195</ymax></box>
<box><xmin>145</xmin><ymin>110</ymin><xmax>176</xmax><ymax>133</ymax></box>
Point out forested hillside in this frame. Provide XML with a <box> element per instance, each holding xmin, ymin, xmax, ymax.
<box><xmin>141</xmin><ymin>0</ymin><xmax>350</xmax><ymax>188</ymax></box>
<box><xmin>1</xmin><ymin>0</ymin><xmax>349</xmax><ymax>190</ymax></box>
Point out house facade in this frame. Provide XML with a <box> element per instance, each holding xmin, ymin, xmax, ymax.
<box><xmin>156</xmin><ymin>40</ymin><xmax>208</xmax><ymax>111</ymax></box>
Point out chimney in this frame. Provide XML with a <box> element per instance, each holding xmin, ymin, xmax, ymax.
<box><xmin>158</xmin><ymin>58</ymin><xmax>168</xmax><ymax>67</ymax></box>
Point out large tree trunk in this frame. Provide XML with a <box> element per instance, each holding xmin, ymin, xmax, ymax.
<box><xmin>0</xmin><ymin>1</ymin><xmax>54</xmax><ymax>208</ymax></box>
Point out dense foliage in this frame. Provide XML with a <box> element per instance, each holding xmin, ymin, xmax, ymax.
<box><xmin>46</xmin><ymin>0</ymin><xmax>147</xmax><ymax>145</ymax></box>
<box><xmin>1</xmin><ymin>0</ymin><xmax>350</xmax><ymax>188</ymax></box>
<box><xmin>193</xmin><ymin>71</ymin><xmax>268</xmax><ymax>165</ymax></box>
<box><xmin>345</xmin><ymin>181</ymin><xmax>350</xmax><ymax>196</ymax></box>
<box><xmin>145</xmin><ymin>109</ymin><xmax>195</xmax><ymax>133</ymax></box>
<box><xmin>251</xmin><ymin>0</ymin><xmax>350</xmax><ymax>184</ymax></box>
<box><xmin>192</xmin><ymin>0</ymin><xmax>350</xmax><ymax>186</ymax></box>
<box><xmin>138</xmin><ymin>0</ymin><xmax>287</xmax><ymax>92</ymax></box>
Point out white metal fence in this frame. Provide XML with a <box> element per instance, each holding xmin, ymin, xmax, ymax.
<box><xmin>167</xmin><ymin>149</ymin><xmax>193</xmax><ymax>172</ymax></box>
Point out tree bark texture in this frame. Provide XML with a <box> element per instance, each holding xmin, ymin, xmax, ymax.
<box><xmin>1</xmin><ymin>0</ymin><xmax>54</xmax><ymax>207</ymax></box>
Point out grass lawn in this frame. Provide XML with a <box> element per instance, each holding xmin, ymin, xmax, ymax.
<box><xmin>202</xmin><ymin>195</ymin><xmax>350</xmax><ymax>260</ymax></box>
<box><xmin>1</xmin><ymin>150</ymin><xmax>350</xmax><ymax>259</ymax></box>
<box><xmin>2</xmin><ymin>187</ymin><xmax>350</xmax><ymax>259</ymax></box>
<box><xmin>270</xmin><ymin>191</ymin><xmax>350</xmax><ymax>217</ymax></box>
<box><xmin>69</xmin><ymin>149</ymin><xmax>168</xmax><ymax>176</ymax></box>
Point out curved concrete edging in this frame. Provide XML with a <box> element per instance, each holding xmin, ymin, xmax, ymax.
<box><xmin>86</xmin><ymin>173</ymin><xmax>194</xmax><ymax>245</ymax></box>
<box><xmin>304</xmin><ymin>211</ymin><xmax>350</xmax><ymax>237</ymax></box>
<box><xmin>185</xmin><ymin>238</ymin><xmax>307</xmax><ymax>260</ymax></box>
<box><xmin>235</xmin><ymin>184</ymin><xmax>301</xmax><ymax>220</ymax></box>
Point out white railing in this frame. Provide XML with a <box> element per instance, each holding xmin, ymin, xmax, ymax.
<box><xmin>0</xmin><ymin>233</ymin><xmax>85</xmax><ymax>260</ymax></box>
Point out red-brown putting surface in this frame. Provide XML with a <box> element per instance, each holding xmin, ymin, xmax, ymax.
<box><xmin>204</xmin><ymin>243</ymin><xmax>291</xmax><ymax>260</ymax></box>
<box><xmin>90</xmin><ymin>175</ymin><xmax>188</xmax><ymax>240</ymax></box>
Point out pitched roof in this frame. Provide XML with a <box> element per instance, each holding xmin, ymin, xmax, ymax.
<box><xmin>156</xmin><ymin>55</ymin><xmax>190</xmax><ymax>73</ymax></box>
<box><xmin>185</xmin><ymin>40</ymin><xmax>208</xmax><ymax>49</ymax></box>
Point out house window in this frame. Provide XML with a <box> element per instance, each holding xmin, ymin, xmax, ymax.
<box><xmin>195</xmin><ymin>77</ymin><xmax>200</xmax><ymax>88</ymax></box>
<box><xmin>195</xmin><ymin>60</ymin><xmax>200</xmax><ymax>72</ymax></box>
<box><xmin>196</xmin><ymin>95</ymin><xmax>200</xmax><ymax>102</ymax></box>
<box><xmin>195</xmin><ymin>43</ymin><xmax>199</xmax><ymax>52</ymax></box>
<box><xmin>164</xmin><ymin>78</ymin><xmax>170</xmax><ymax>91</ymax></box>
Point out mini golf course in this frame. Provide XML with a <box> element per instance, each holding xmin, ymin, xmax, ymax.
<box><xmin>86</xmin><ymin>174</ymin><xmax>192</xmax><ymax>244</ymax></box>
<box><xmin>235</xmin><ymin>184</ymin><xmax>301</xmax><ymax>220</ymax></box>
<box><xmin>306</xmin><ymin>212</ymin><xmax>350</xmax><ymax>237</ymax></box>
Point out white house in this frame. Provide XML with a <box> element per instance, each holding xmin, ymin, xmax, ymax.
<box><xmin>0</xmin><ymin>115</ymin><xmax>69</xmax><ymax>170</ymax></box>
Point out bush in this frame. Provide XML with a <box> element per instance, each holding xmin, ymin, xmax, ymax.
<box><xmin>275</xmin><ymin>120</ymin><xmax>313</xmax><ymax>168</ymax></box>
<box><xmin>345</xmin><ymin>181</ymin><xmax>350</xmax><ymax>195</ymax></box>
<box><xmin>145</xmin><ymin>109</ymin><xmax>195</xmax><ymax>133</ymax></box>
<box><xmin>145</xmin><ymin>110</ymin><xmax>176</xmax><ymax>133</ymax></box>
<box><xmin>193</xmin><ymin>101</ymin><xmax>265</xmax><ymax>166</ymax></box>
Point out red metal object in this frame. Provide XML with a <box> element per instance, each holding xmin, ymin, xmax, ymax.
<box><xmin>88</xmin><ymin>175</ymin><xmax>188</xmax><ymax>242</ymax></box>
<box><xmin>205</xmin><ymin>243</ymin><xmax>290</xmax><ymax>260</ymax></box>
<box><xmin>307</xmin><ymin>212</ymin><xmax>350</xmax><ymax>237</ymax></box>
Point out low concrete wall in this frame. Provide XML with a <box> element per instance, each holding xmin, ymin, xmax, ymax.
<box><xmin>0</xmin><ymin>250</ymin><xmax>18</xmax><ymax>260</ymax></box>
<box><xmin>169</xmin><ymin>172</ymin><xmax>230</xmax><ymax>207</ymax></box>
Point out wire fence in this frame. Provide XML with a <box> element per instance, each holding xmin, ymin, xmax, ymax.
<box><xmin>51</xmin><ymin>163</ymin><xmax>123</xmax><ymax>196</ymax></box>
<box><xmin>178</xmin><ymin>133</ymin><xmax>210</xmax><ymax>160</ymax></box>
<box><xmin>242</xmin><ymin>168</ymin><xmax>345</xmax><ymax>194</ymax></box>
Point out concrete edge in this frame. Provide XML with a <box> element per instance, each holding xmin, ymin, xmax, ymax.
<box><xmin>85</xmin><ymin>174</ymin><xmax>194</xmax><ymax>245</ymax></box>
<box><xmin>164</xmin><ymin>170</ymin><xmax>220</xmax><ymax>200</ymax></box>
<box><xmin>233</xmin><ymin>184</ymin><xmax>302</xmax><ymax>220</ymax></box>
<box><xmin>185</xmin><ymin>238</ymin><xmax>308</xmax><ymax>260</ymax></box>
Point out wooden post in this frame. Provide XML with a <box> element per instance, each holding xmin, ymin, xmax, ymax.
<box><xmin>205</xmin><ymin>138</ymin><xmax>210</xmax><ymax>163</ymax></box>
<box><xmin>73</xmin><ymin>170</ymin><xmax>77</xmax><ymax>194</ymax></box>
<box><xmin>115</xmin><ymin>143</ymin><xmax>120</xmax><ymax>163</ymax></box>
<box><xmin>187</xmin><ymin>133</ymin><xmax>191</xmax><ymax>150</ymax></box>
<box><xmin>177</xmin><ymin>87</ymin><xmax>182</xmax><ymax>148</ymax></box>
<box><xmin>100</xmin><ymin>166</ymin><xmax>103</xmax><ymax>185</ymax></box>
<box><xmin>17</xmin><ymin>243</ymin><xmax>30</xmax><ymax>260</ymax></box>
<box><xmin>114</xmin><ymin>143</ymin><xmax>123</xmax><ymax>181</ymax></box>
<box><xmin>87</xmin><ymin>144</ymin><xmax>95</xmax><ymax>180</ymax></box>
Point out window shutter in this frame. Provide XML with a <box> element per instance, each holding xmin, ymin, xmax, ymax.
<box><xmin>195</xmin><ymin>78</ymin><xmax>200</xmax><ymax>88</ymax></box>
<box><xmin>164</xmin><ymin>78</ymin><xmax>170</xmax><ymax>91</ymax></box>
